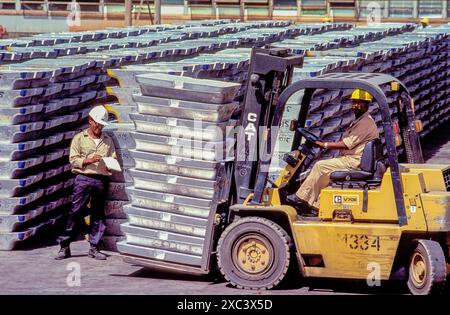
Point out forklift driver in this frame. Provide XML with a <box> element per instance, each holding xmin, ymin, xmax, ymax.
<box><xmin>286</xmin><ymin>89</ymin><xmax>380</xmax><ymax>215</ymax></box>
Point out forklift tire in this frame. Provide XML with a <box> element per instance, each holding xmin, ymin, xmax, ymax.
<box><xmin>217</xmin><ymin>216</ymin><xmax>292</xmax><ymax>290</ymax></box>
<box><xmin>407</xmin><ymin>240</ymin><xmax>447</xmax><ymax>295</ymax></box>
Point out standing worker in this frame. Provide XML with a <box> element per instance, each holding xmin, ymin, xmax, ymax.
<box><xmin>287</xmin><ymin>89</ymin><xmax>380</xmax><ymax>214</ymax></box>
<box><xmin>56</xmin><ymin>105</ymin><xmax>118</xmax><ymax>260</ymax></box>
<box><xmin>420</xmin><ymin>18</ymin><xmax>429</xmax><ymax>28</ymax></box>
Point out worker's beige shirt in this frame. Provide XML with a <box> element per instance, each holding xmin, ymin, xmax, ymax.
<box><xmin>69</xmin><ymin>129</ymin><xmax>117</xmax><ymax>177</ymax></box>
<box><xmin>341</xmin><ymin>112</ymin><xmax>379</xmax><ymax>163</ymax></box>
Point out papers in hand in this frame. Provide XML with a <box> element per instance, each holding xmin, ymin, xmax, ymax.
<box><xmin>101</xmin><ymin>157</ymin><xmax>122</xmax><ymax>172</ymax></box>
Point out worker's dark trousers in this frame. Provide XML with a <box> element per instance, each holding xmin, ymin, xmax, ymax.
<box><xmin>58</xmin><ymin>174</ymin><xmax>109</xmax><ymax>248</ymax></box>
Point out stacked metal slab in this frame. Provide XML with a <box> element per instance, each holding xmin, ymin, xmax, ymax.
<box><xmin>103</xmin><ymin>23</ymin><xmax>354</xmax><ymax>109</ymax></box>
<box><xmin>116</xmin><ymin>74</ymin><xmax>240</xmax><ymax>267</ymax></box>
<box><xmin>0</xmin><ymin>20</ymin><xmax>298</xmax><ymax>250</ymax></box>
<box><xmin>0</xmin><ymin>20</ymin><xmax>291</xmax><ymax>65</ymax></box>
<box><xmin>268</xmin><ymin>23</ymin><xmax>450</xmax><ymax>180</ymax></box>
<box><xmin>0</xmin><ymin>57</ymin><xmax>112</xmax><ymax>250</ymax></box>
<box><xmin>99</xmin><ymin>93</ymin><xmax>137</xmax><ymax>251</ymax></box>
<box><xmin>401</xmin><ymin>25</ymin><xmax>450</xmax><ymax>138</ymax></box>
<box><xmin>101</xmin><ymin>121</ymin><xmax>136</xmax><ymax>251</ymax></box>
<box><xmin>94</xmin><ymin>24</ymin><xmax>252</xmax><ymax>251</ymax></box>
<box><xmin>0</xmin><ymin>21</ymin><xmax>355</xmax><ymax>67</ymax></box>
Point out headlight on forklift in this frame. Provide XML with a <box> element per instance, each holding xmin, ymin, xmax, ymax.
<box><xmin>393</xmin><ymin>121</ymin><xmax>402</xmax><ymax>146</ymax></box>
<box><xmin>289</xmin><ymin>120</ymin><xmax>298</xmax><ymax>132</ymax></box>
<box><xmin>391</xmin><ymin>81</ymin><xmax>400</xmax><ymax>91</ymax></box>
<box><xmin>411</xmin><ymin>98</ymin><xmax>415</xmax><ymax>114</ymax></box>
<box><xmin>395</xmin><ymin>135</ymin><xmax>403</xmax><ymax>147</ymax></box>
<box><xmin>415</xmin><ymin>120</ymin><xmax>423</xmax><ymax>133</ymax></box>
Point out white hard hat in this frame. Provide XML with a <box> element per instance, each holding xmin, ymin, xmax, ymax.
<box><xmin>88</xmin><ymin>105</ymin><xmax>109</xmax><ymax>126</ymax></box>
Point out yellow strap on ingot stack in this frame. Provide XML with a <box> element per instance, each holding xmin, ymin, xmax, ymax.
<box><xmin>106</xmin><ymin>68</ymin><xmax>124</xmax><ymax>87</ymax></box>
<box><xmin>104</xmin><ymin>104</ymin><xmax>121</xmax><ymax>123</ymax></box>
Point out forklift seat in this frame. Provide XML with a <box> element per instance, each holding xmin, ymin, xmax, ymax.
<box><xmin>330</xmin><ymin>139</ymin><xmax>386</xmax><ymax>185</ymax></box>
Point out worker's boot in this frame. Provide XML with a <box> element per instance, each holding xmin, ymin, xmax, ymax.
<box><xmin>88</xmin><ymin>245</ymin><xmax>107</xmax><ymax>260</ymax></box>
<box><xmin>308</xmin><ymin>206</ymin><xmax>319</xmax><ymax>217</ymax></box>
<box><xmin>55</xmin><ymin>246</ymin><xmax>71</xmax><ymax>260</ymax></box>
<box><xmin>286</xmin><ymin>194</ymin><xmax>317</xmax><ymax>217</ymax></box>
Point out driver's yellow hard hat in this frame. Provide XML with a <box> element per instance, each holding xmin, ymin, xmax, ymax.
<box><xmin>351</xmin><ymin>89</ymin><xmax>373</xmax><ymax>102</ymax></box>
<box><xmin>420</xmin><ymin>18</ymin><xmax>429</xmax><ymax>25</ymax></box>
<box><xmin>322</xmin><ymin>17</ymin><xmax>332</xmax><ymax>23</ymax></box>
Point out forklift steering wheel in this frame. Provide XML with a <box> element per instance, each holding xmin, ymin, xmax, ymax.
<box><xmin>298</xmin><ymin>128</ymin><xmax>322</xmax><ymax>145</ymax></box>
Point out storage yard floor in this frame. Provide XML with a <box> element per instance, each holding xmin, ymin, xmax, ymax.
<box><xmin>0</xmin><ymin>240</ymin><xmax>411</xmax><ymax>295</ymax></box>
<box><xmin>1</xmin><ymin>124</ymin><xmax>449</xmax><ymax>295</ymax></box>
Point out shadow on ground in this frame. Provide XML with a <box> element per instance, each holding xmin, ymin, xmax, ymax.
<box><xmin>110</xmin><ymin>265</ymin><xmax>212</xmax><ymax>283</ymax></box>
<box><xmin>118</xmin><ymin>265</ymin><xmax>413</xmax><ymax>295</ymax></box>
<box><xmin>421</xmin><ymin>122</ymin><xmax>450</xmax><ymax>162</ymax></box>
<box><xmin>281</xmin><ymin>278</ymin><xmax>409</xmax><ymax>295</ymax></box>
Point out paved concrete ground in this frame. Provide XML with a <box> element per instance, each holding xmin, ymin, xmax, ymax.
<box><xmin>0</xmin><ymin>240</ymin><xmax>411</xmax><ymax>295</ymax></box>
<box><xmin>0</xmin><ymin>124</ymin><xmax>448</xmax><ymax>295</ymax></box>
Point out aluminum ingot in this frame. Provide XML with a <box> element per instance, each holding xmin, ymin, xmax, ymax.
<box><xmin>123</xmin><ymin>205</ymin><xmax>208</xmax><ymax>237</ymax></box>
<box><xmin>126</xmin><ymin>187</ymin><xmax>214</xmax><ymax>219</ymax></box>
<box><xmin>130</xmin><ymin>150</ymin><xmax>228</xmax><ymax>180</ymax></box>
<box><xmin>129</xmin><ymin>169</ymin><xmax>221</xmax><ymax>200</ymax></box>
<box><xmin>132</xmin><ymin>132</ymin><xmax>234</xmax><ymax>161</ymax></box>
<box><xmin>134</xmin><ymin>94</ymin><xmax>238</xmax><ymax>123</ymax></box>
<box><xmin>130</xmin><ymin>113</ymin><xmax>234</xmax><ymax>142</ymax></box>
<box><xmin>121</xmin><ymin>223</ymin><xmax>204</xmax><ymax>256</ymax></box>
<box><xmin>137</xmin><ymin>73</ymin><xmax>241</xmax><ymax>104</ymax></box>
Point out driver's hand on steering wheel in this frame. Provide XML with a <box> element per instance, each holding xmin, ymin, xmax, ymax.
<box><xmin>315</xmin><ymin>141</ymin><xmax>326</xmax><ymax>148</ymax></box>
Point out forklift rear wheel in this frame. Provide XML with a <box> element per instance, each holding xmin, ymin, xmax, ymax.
<box><xmin>407</xmin><ymin>240</ymin><xmax>446</xmax><ymax>295</ymax></box>
<box><xmin>217</xmin><ymin>216</ymin><xmax>292</xmax><ymax>290</ymax></box>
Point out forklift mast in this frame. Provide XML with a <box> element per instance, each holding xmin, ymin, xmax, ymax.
<box><xmin>234</xmin><ymin>48</ymin><xmax>303</xmax><ymax>204</ymax></box>
<box><xmin>396</xmin><ymin>91</ymin><xmax>424</xmax><ymax>164</ymax></box>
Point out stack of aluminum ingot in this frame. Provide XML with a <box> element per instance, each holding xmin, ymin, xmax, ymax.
<box><xmin>0</xmin><ymin>57</ymin><xmax>112</xmax><ymax>250</ymax></box>
<box><xmin>268</xmin><ymin>24</ymin><xmax>449</xmax><ymax>180</ymax></box>
<box><xmin>100</xmin><ymin>121</ymin><xmax>136</xmax><ymax>251</ymax></box>
<box><xmin>399</xmin><ymin>25</ymin><xmax>450</xmax><ymax>137</ymax></box>
<box><xmin>99</xmin><ymin>93</ymin><xmax>137</xmax><ymax>251</ymax></box>
<box><xmin>116</xmin><ymin>74</ymin><xmax>239</xmax><ymax>267</ymax></box>
<box><xmin>0</xmin><ymin>20</ymin><xmax>291</xmax><ymax>65</ymax></box>
<box><xmin>88</xmin><ymin>21</ymin><xmax>309</xmax><ymax>251</ymax></box>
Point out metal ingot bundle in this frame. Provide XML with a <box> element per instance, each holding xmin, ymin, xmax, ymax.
<box><xmin>117</xmin><ymin>74</ymin><xmax>239</xmax><ymax>266</ymax></box>
<box><xmin>133</xmin><ymin>95</ymin><xmax>238</xmax><ymax>122</ymax></box>
<box><xmin>136</xmin><ymin>73</ymin><xmax>242</xmax><ymax>104</ymax></box>
<box><xmin>0</xmin><ymin>58</ymin><xmax>111</xmax><ymax>250</ymax></box>
<box><xmin>0</xmin><ymin>22</ymin><xmax>253</xmax><ymax>251</ymax></box>
<box><xmin>268</xmin><ymin>23</ymin><xmax>449</xmax><ymax>180</ymax></box>
<box><xmin>100</xmin><ymin>121</ymin><xmax>136</xmax><ymax>251</ymax></box>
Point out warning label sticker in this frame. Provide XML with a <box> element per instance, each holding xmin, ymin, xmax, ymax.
<box><xmin>333</xmin><ymin>195</ymin><xmax>360</xmax><ymax>206</ymax></box>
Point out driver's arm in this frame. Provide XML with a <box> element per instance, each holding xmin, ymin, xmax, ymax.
<box><xmin>315</xmin><ymin>140</ymin><xmax>349</xmax><ymax>150</ymax></box>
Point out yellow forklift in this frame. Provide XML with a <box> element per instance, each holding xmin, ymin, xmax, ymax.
<box><xmin>215</xmin><ymin>48</ymin><xmax>450</xmax><ymax>295</ymax></box>
<box><xmin>122</xmin><ymin>48</ymin><xmax>450</xmax><ymax>295</ymax></box>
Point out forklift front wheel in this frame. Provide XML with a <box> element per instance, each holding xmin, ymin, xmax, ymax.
<box><xmin>407</xmin><ymin>240</ymin><xmax>447</xmax><ymax>295</ymax></box>
<box><xmin>217</xmin><ymin>216</ymin><xmax>292</xmax><ymax>290</ymax></box>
